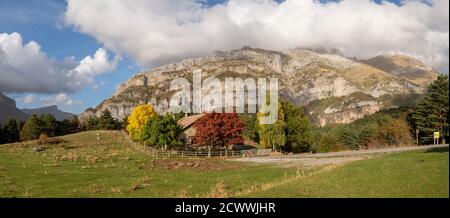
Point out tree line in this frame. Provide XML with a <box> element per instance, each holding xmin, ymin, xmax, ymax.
<box><xmin>0</xmin><ymin>109</ymin><xmax>123</xmax><ymax>144</ymax></box>
<box><xmin>125</xmin><ymin>101</ymin><xmax>314</xmax><ymax>152</ymax></box>
<box><xmin>312</xmin><ymin>75</ymin><xmax>449</xmax><ymax>152</ymax></box>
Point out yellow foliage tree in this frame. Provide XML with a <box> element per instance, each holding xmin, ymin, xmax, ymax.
<box><xmin>126</xmin><ymin>104</ymin><xmax>157</xmax><ymax>140</ymax></box>
<box><xmin>257</xmin><ymin>101</ymin><xmax>285</xmax><ymax>149</ymax></box>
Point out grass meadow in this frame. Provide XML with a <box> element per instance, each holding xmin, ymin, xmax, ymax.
<box><xmin>0</xmin><ymin>131</ymin><xmax>448</xmax><ymax>198</ymax></box>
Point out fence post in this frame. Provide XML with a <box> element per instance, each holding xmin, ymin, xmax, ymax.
<box><xmin>232</xmin><ymin>150</ymin><xmax>234</xmax><ymax>157</ymax></box>
<box><xmin>208</xmin><ymin>148</ymin><xmax>211</xmax><ymax>158</ymax></box>
<box><xmin>225</xmin><ymin>150</ymin><xmax>228</xmax><ymax>158</ymax></box>
<box><xmin>194</xmin><ymin>151</ymin><xmax>197</xmax><ymax>158</ymax></box>
<box><xmin>181</xmin><ymin>151</ymin><xmax>184</xmax><ymax>159</ymax></box>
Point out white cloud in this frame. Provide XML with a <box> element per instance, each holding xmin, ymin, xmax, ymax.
<box><xmin>20</xmin><ymin>93</ymin><xmax>83</xmax><ymax>107</ymax></box>
<box><xmin>22</xmin><ymin>94</ymin><xmax>37</xmax><ymax>104</ymax></box>
<box><xmin>65</xmin><ymin>0</ymin><xmax>449</xmax><ymax>72</ymax></box>
<box><xmin>40</xmin><ymin>93</ymin><xmax>83</xmax><ymax>106</ymax></box>
<box><xmin>0</xmin><ymin>32</ymin><xmax>119</xmax><ymax>94</ymax></box>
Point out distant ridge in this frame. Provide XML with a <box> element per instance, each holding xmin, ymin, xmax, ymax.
<box><xmin>0</xmin><ymin>92</ymin><xmax>76</xmax><ymax>124</ymax></box>
<box><xmin>21</xmin><ymin>105</ymin><xmax>76</xmax><ymax>121</ymax></box>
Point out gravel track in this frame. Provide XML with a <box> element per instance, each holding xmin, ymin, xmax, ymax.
<box><xmin>232</xmin><ymin>144</ymin><xmax>449</xmax><ymax>167</ymax></box>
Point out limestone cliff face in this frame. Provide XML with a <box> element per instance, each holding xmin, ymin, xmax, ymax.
<box><xmin>81</xmin><ymin>47</ymin><xmax>439</xmax><ymax>126</ymax></box>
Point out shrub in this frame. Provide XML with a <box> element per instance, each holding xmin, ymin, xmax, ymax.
<box><xmin>368</xmin><ymin>118</ymin><xmax>414</xmax><ymax>148</ymax></box>
<box><xmin>313</xmin><ymin>132</ymin><xmax>343</xmax><ymax>153</ymax></box>
<box><xmin>312</xmin><ymin>107</ymin><xmax>415</xmax><ymax>151</ymax></box>
<box><xmin>38</xmin><ymin>133</ymin><xmax>48</xmax><ymax>145</ymax></box>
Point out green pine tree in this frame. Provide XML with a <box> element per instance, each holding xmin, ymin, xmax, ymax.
<box><xmin>412</xmin><ymin>75</ymin><xmax>449</xmax><ymax>144</ymax></box>
<box><xmin>21</xmin><ymin>115</ymin><xmax>42</xmax><ymax>141</ymax></box>
<box><xmin>2</xmin><ymin>119</ymin><xmax>20</xmax><ymax>143</ymax></box>
<box><xmin>39</xmin><ymin>113</ymin><xmax>57</xmax><ymax>136</ymax></box>
<box><xmin>86</xmin><ymin>116</ymin><xmax>100</xmax><ymax>130</ymax></box>
<box><xmin>98</xmin><ymin>109</ymin><xmax>119</xmax><ymax>130</ymax></box>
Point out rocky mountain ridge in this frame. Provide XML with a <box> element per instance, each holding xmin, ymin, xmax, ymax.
<box><xmin>82</xmin><ymin>47</ymin><xmax>439</xmax><ymax>126</ymax></box>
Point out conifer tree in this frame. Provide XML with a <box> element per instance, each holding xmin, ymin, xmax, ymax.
<box><xmin>412</xmin><ymin>75</ymin><xmax>449</xmax><ymax>143</ymax></box>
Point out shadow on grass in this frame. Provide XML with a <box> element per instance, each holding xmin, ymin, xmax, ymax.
<box><xmin>426</xmin><ymin>147</ymin><xmax>449</xmax><ymax>153</ymax></box>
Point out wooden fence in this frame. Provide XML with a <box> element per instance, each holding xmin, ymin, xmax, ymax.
<box><xmin>120</xmin><ymin>130</ymin><xmax>243</xmax><ymax>158</ymax></box>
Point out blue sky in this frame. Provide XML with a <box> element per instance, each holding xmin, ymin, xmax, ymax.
<box><xmin>0</xmin><ymin>0</ymin><xmax>445</xmax><ymax>114</ymax></box>
<box><xmin>0</xmin><ymin>0</ymin><xmax>140</xmax><ymax>113</ymax></box>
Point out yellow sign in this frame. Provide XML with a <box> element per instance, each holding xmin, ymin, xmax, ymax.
<box><xmin>434</xmin><ymin>132</ymin><xmax>440</xmax><ymax>139</ymax></box>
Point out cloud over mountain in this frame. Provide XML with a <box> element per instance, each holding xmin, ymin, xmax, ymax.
<box><xmin>64</xmin><ymin>0</ymin><xmax>449</xmax><ymax>72</ymax></box>
<box><xmin>0</xmin><ymin>32</ymin><xmax>119</xmax><ymax>94</ymax></box>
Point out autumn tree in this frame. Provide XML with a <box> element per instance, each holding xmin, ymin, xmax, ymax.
<box><xmin>140</xmin><ymin>114</ymin><xmax>182</xmax><ymax>150</ymax></box>
<box><xmin>257</xmin><ymin>102</ymin><xmax>286</xmax><ymax>151</ymax></box>
<box><xmin>194</xmin><ymin>113</ymin><xmax>244</xmax><ymax>150</ymax></box>
<box><xmin>127</xmin><ymin>104</ymin><xmax>157</xmax><ymax>140</ymax></box>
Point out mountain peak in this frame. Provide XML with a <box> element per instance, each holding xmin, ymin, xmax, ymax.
<box><xmin>362</xmin><ymin>54</ymin><xmax>438</xmax><ymax>86</ymax></box>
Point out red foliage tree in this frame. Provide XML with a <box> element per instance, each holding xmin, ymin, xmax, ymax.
<box><xmin>193</xmin><ymin>112</ymin><xmax>245</xmax><ymax>149</ymax></box>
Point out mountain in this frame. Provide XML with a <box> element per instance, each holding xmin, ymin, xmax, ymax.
<box><xmin>361</xmin><ymin>54</ymin><xmax>439</xmax><ymax>86</ymax></box>
<box><xmin>81</xmin><ymin>47</ymin><xmax>439</xmax><ymax>126</ymax></box>
<box><xmin>0</xmin><ymin>93</ymin><xmax>29</xmax><ymax>124</ymax></box>
<box><xmin>21</xmin><ymin>105</ymin><xmax>76</xmax><ymax>121</ymax></box>
<box><xmin>0</xmin><ymin>92</ymin><xmax>76</xmax><ymax>124</ymax></box>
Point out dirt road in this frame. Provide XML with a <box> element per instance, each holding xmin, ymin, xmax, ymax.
<box><xmin>232</xmin><ymin>144</ymin><xmax>449</xmax><ymax>168</ymax></box>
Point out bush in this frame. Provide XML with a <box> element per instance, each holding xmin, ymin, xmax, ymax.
<box><xmin>312</xmin><ymin>107</ymin><xmax>415</xmax><ymax>151</ymax></box>
<box><xmin>312</xmin><ymin>132</ymin><xmax>344</xmax><ymax>153</ymax></box>
<box><xmin>38</xmin><ymin>133</ymin><xmax>48</xmax><ymax>145</ymax></box>
<box><xmin>368</xmin><ymin>118</ymin><xmax>414</xmax><ymax>148</ymax></box>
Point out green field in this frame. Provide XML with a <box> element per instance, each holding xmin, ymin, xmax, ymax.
<box><xmin>0</xmin><ymin>131</ymin><xmax>448</xmax><ymax>198</ymax></box>
<box><xmin>245</xmin><ymin>148</ymin><xmax>449</xmax><ymax>198</ymax></box>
